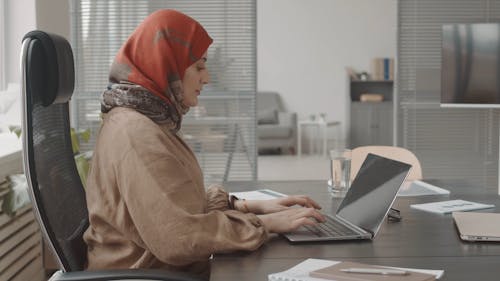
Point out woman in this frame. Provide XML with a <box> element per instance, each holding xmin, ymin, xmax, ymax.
<box><xmin>83</xmin><ymin>9</ymin><xmax>325</xmax><ymax>278</ymax></box>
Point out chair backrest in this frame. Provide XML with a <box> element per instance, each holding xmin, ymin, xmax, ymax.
<box><xmin>350</xmin><ymin>145</ymin><xmax>423</xmax><ymax>181</ymax></box>
<box><xmin>257</xmin><ymin>92</ymin><xmax>285</xmax><ymax>112</ymax></box>
<box><xmin>21</xmin><ymin>30</ymin><xmax>88</xmax><ymax>272</ymax></box>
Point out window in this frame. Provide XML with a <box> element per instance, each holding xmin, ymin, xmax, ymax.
<box><xmin>69</xmin><ymin>0</ymin><xmax>257</xmax><ymax>183</ymax></box>
<box><xmin>397</xmin><ymin>0</ymin><xmax>500</xmax><ymax>187</ymax></box>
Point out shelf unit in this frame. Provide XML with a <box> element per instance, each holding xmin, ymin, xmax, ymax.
<box><xmin>349</xmin><ymin>80</ymin><xmax>394</xmax><ymax>148</ymax></box>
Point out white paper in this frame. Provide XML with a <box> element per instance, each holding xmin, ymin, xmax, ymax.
<box><xmin>268</xmin><ymin>258</ymin><xmax>444</xmax><ymax>281</ymax></box>
<box><xmin>411</xmin><ymin>199</ymin><xmax>495</xmax><ymax>214</ymax></box>
<box><xmin>268</xmin><ymin>259</ymin><xmax>340</xmax><ymax>281</ymax></box>
<box><xmin>397</xmin><ymin>180</ymin><xmax>450</xmax><ymax>197</ymax></box>
<box><xmin>229</xmin><ymin>189</ymin><xmax>286</xmax><ymax>200</ymax></box>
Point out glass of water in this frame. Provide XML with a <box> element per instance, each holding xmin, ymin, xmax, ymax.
<box><xmin>328</xmin><ymin>149</ymin><xmax>351</xmax><ymax>198</ymax></box>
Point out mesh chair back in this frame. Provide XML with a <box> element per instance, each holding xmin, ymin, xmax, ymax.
<box><xmin>21</xmin><ymin>31</ymin><xmax>89</xmax><ymax>272</ymax></box>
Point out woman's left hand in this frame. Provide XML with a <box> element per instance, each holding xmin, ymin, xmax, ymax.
<box><xmin>236</xmin><ymin>195</ymin><xmax>322</xmax><ymax>214</ymax></box>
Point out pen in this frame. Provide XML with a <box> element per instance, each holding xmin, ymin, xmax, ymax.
<box><xmin>340</xmin><ymin>268</ymin><xmax>409</xmax><ymax>275</ymax></box>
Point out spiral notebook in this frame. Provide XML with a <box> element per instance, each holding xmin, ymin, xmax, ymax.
<box><xmin>268</xmin><ymin>259</ymin><xmax>444</xmax><ymax>281</ymax></box>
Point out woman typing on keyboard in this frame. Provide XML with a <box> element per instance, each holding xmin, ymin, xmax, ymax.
<box><xmin>82</xmin><ymin>9</ymin><xmax>324</xmax><ymax>280</ymax></box>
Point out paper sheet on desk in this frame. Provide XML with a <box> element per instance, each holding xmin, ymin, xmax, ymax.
<box><xmin>411</xmin><ymin>199</ymin><xmax>495</xmax><ymax>214</ymax></box>
<box><xmin>268</xmin><ymin>258</ymin><xmax>444</xmax><ymax>281</ymax></box>
<box><xmin>397</xmin><ymin>180</ymin><xmax>450</xmax><ymax>197</ymax></box>
<box><xmin>229</xmin><ymin>189</ymin><xmax>286</xmax><ymax>200</ymax></box>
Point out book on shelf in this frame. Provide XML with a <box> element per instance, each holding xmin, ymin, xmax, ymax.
<box><xmin>370</xmin><ymin>57</ymin><xmax>394</xmax><ymax>80</ymax></box>
<box><xmin>268</xmin><ymin>258</ymin><xmax>444</xmax><ymax>281</ymax></box>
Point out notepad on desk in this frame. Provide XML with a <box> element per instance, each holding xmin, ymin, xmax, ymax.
<box><xmin>411</xmin><ymin>199</ymin><xmax>495</xmax><ymax>214</ymax></box>
<box><xmin>268</xmin><ymin>259</ymin><xmax>444</xmax><ymax>281</ymax></box>
<box><xmin>229</xmin><ymin>189</ymin><xmax>286</xmax><ymax>200</ymax></box>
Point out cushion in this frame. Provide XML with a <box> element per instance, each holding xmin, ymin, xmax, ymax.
<box><xmin>257</xmin><ymin>109</ymin><xmax>278</xmax><ymax>125</ymax></box>
<box><xmin>258</xmin><ymin>125</ymin><xmax>292</xmax><ymax>138</ymax></box>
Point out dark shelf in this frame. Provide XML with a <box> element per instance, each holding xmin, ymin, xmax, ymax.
<box><xmin>350</xmin><ymin>80</ymin><xmax>394</xmax><ymax>101</ymax></box>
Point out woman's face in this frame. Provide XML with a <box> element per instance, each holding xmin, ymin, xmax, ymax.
<box><xmin>182</xmin><ymin>51</ymin><xmax>210</xmax><ymax>107</ymax></box>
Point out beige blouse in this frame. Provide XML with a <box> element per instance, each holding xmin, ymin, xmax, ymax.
<box><xmin>83</xmin><ymin>107</ymin><xmax>268</xmax><ymax>276</ymax></box>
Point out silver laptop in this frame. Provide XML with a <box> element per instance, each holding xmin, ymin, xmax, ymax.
<box><xmin>284</xmin><ymin>153</ymin><xmax>412</xmax><ymax>242</ymax></box>
<box><xmin>453</xmin><ymin>212</ymin><xmax>500</xmax><ymax>241</ymax></box>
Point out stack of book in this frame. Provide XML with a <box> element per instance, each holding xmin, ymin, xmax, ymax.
<box><xmin>370</xmin><ymin>57</ymin><xmax>394</xmax><ymax>80</ymax></box>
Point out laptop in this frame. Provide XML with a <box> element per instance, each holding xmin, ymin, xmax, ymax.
<box><xmin>284</xmin><ymin>153</ymin><xmax>412</xmax><ymax>242</ymax></box>
<box><xmin>453</xmin><ymin>212</ymin><xmax>500</xmax><ymax>241</ymax></box>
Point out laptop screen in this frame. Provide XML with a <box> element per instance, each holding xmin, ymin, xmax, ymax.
<box><xmin>336</xmin><ymin>153</ymin><xmax>411</xmax><ymax>235</ymax></box>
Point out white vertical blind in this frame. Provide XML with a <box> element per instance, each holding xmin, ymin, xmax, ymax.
<box><xmin>397</xmin><ymin>0</ymin><xmax>500</xmax><ymax>187</ymax></box>
<box><xmin>0</xmin><ymin>0</ymin><xmax>5</xmax><ymax>91</ymax></box>
<box><xmin>69</xmin><ymin>0</ymin><xmax>257</xmax><ymax>183</ymax></box>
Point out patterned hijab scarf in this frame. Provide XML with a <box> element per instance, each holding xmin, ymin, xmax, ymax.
<box><xmin>101</xmin><ymin>9</ymin><xmax>213</xmax><ymax>132</ymax></box>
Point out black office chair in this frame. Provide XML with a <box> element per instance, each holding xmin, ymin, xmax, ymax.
<box><xmin>20</xmin><ymin>30</ymin><xmax>205</xmax><ymax>281</ymax></box>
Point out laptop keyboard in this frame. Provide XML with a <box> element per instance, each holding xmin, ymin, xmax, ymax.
<box><xmin>303</xmin><ymin>216</ymin><xmax>359</xmax><ymax>237</ymax></box>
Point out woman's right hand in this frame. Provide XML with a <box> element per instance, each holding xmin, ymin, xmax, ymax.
<box><xmin>257</xmin><ymin>207</ymin><xmax>326</xmax><ymax>233</ymax></box>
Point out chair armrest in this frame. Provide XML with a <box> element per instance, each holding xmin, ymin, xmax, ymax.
<box><xmin>49</xmin><ymin>269</ymin><xmax>206</xmax><ymax>281</ymax></box>
<box><xmin>277</xmin><ymin>112</ymin><xmax>297</xmax><ymax>128</ymax></box>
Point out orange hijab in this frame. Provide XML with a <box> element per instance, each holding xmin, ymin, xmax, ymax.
<box><xmin>109</xmin><ymin>9</ymin><xmax>213</xmax><ymax>106</ymax></box>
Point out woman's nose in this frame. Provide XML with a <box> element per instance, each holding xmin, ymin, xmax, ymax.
<box><xmin>202</xmin><ymin>70</ymin><xmax>210</xmax><ymax>84</ymax></box>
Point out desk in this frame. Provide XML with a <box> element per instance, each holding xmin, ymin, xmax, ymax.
<box><xmin>211</xmin><ymin>180</ymin><xmax>500</xmax><ymax>281</ymax></box>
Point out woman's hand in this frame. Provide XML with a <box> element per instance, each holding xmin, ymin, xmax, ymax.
<box><xmin>235</xmin><ymin>195</ymin><xmax>322</xmax><ymax>214</ymax></box>
<box><xmin>257</xmin><ymin>207</ymin><xmax>326</xmax><ymax>233</ymax></box>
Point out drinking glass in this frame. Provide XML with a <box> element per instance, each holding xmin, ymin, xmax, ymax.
<box><xmin>328</xmin><ymin>149</ymin><xmax>351</xmax><ymax>198</ymax></box>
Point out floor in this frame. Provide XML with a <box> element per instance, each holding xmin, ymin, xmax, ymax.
<box><xmin>257</xmin><ymin>154</ymin><xmax>330</xmax><ymax>181</ymax></box>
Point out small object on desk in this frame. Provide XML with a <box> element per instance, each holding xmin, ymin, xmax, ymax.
<box><xmin>268</xmin><ymin>258</ymin><xmax>444</xmax><ymax>281</ymax></box>
<box><xmin>411</xmin><ymin>199</ymin><xmax>495</xmax><ymax>214</ymax></box>
<box><xmin>388</xmin><ymin>207</ymin><xmax>402</xmax><ymax>222</ymax></box>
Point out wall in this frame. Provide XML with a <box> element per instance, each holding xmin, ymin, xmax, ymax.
<box><xmin>5</xmin><ymin>0</ymin><xmax>36</xmax><ymax>85</ymax></box>
<box><xmin>257</xmin><ymin>0</ymin><xmax>397</xmax><ymax>142</ymax></box>
<box><xmin>35</xmin><ymin>0</ymin><xmax>70</xmax><ymax>39</ymax></box>
<box><xmin>4</xmin><ymin>0</ymin><xmax>69</xmax><ymax>85</ymax></box>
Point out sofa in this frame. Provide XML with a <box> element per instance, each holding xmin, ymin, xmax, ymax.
<box><xmin>257</xmin><ymin>92</ymin><xmax>297</xmax><ymax>154</ymax></box>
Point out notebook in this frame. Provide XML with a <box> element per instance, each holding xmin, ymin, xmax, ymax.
<box><xmin>310</xmin><ymin>261</ymin><xmax>436</xmax><ymax>281</ymax></box>
<box><xmin>453</xmin><ymin>211</ymin><xmax>500</xmax><ymax>241</ymax></box>
<box><xmin>268</xmin><ymin>258</ymin><xmax>444</xmax><ymax>281</ymax></box>
<box><xmin>283</xmin><ymin>153</ymin><xmax>412</xmax><ymax>242</ymax></box>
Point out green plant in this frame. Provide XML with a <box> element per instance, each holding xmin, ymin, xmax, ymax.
<box><xmin>2</xmin><ymin>126</ymin><xmax>92</xmax><ymax>216</ymax></box>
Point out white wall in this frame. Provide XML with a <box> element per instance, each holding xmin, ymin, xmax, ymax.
<box><xmin>35</xmin><ymin>0</ymin><xmax>70</xmax><ymax>39</ymax></box>
<box><xmin>4</xmin><ymin>0</ymin><xmax>69</xmax><ymax>86</ymax></box>
<box><xmin>5</xmin><ymin>0</ymin><xmax>36</xmax><ymax>85</ymax></box>
<box><xmin>257</xmin><ymin>0</ymin><xmax>397</xmax><ymax>142</ymax></box>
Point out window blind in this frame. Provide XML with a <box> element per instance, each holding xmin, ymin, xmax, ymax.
<box><xmin>397</xmin><ymin>0</ymin><xmax>500</xmax><ymax>187</ymax></box>
<box><xmin>69</xmin><ymin>0</ymin><xmax>257</xmax><ymax>183</ymax></box>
